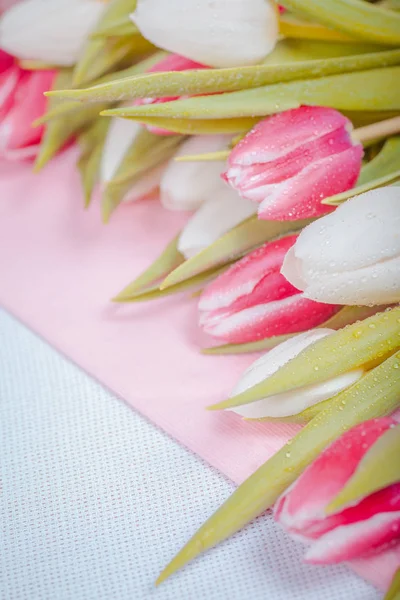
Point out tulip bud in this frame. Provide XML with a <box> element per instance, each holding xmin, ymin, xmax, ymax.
<box><xmin>100</xmin><ymin>118</ymin><xmax>164</xmax><ymax>203</ymax></box>
<box><xmin>131</xmin><ymin>0</ymin><xmax>279</xmax><ymax>68</ymax></box>
<box><xmin>160</xmin><ymin>135</ymin><xmax>231</xmax><ymax>211</ymax></box>
<box><xmin>0</xmin><ymin>0</ymin><xmax>107</xmax><ymax>66</ymax></box>
<box><xmin>223</xmin><ymin>106</ymin><xmax>363</xmax><ymax>220</ymax></box>
<box><xmin>0</xmin><ymin>62</ymin><xmax>55</xmax><ymax>160</ymax></box>
<box><xmin>199</xmin><ymin>235</ymin><xmax>338</xmax><ymax>344</ymax></box>
<box><xmin>275</xmin><ymin>418</ymin><xmax>400</xmax><ymax>564</ymax></box>
<box><xmin>228</xmin><ymin>329</ymin><xmax>365</xmax><ymax>419</ymax></box>
<box><xmin>281</xmin><ymin>186</ymin><xmax>400</xmax><ymax>306</ymax></box>
<box><xmin>177</xmin><ymin>186</ymin><xmax>256</xmax><ymax>259</ymax></box>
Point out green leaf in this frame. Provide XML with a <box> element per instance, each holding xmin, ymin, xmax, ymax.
<box><xmin>105</xmin><ymin>115</ymin><xmax>260</xmax><ymax>136</ymax></box>
<box><xmin>326</xmin><ymin>424</ymin><xmax>400</xmax><ymax>514</ymax></box>
<box><xmin>113</xmin><ymin>265</ymin><xmax>230</xmax><ymax>303</ymax></box>
<box><xmin>384</xmin><ymin>569</ymin><xmax>400</xmax><ymax>600</ymax></box>
<box><xmin>114</xmin><ymin>235</ymin><xmax>184</xmax><ymax>300</ymax></box>
<box><xmin>91</xmin><ymin>16</ymin><xmax>138</xmax><ymax>39</ymax></box>
<box><xmin>37</xmin><ymin>54</ymin><xmax>167</xmax><ymax>126</ymax></box>
<box><xmin>77</xmin><ymin>118</ymin><xmax>110</xmax><ymax>208</ymax></box>
<box><xmin>35</xmin><ymin>71</ymin><xmax>108</xmax><ymax>171</ymax></box>
<box><xmin>47</xmin><ymin>45</ymin><xmax>399</xmax><ymax>104</ymax></box>
<box><xmin>101</xmin><ymin>132</ymin><xmax>181</xmax><ymax>222</ymax></box>
<box><xmin>72</xmin><ymin>0</ymin><xmax>152</xmax><ymax>86</ymax></box>
<box><xmin>156</xmin><ymin>351</ymin><xmax>400</xmax><ymax>585</ymax></box>
<box><xmin>161</xmin><ymin>217</ymin><xmax>313</xmax><ymax>290</ymax></box>
<box><xmin>209</xmin><ymin>306</ymin><xmax>400</xmax><ymax>411</ymax></box>
<box><xmin>204</xmin><ymin>306</ymin><xmax>382</xmax><ymax>355</ymax></box>
<box><xmin>101</xmin><ymin>66</ymin><xmax>400</xmax><ymax>121</ymax></box>
<box><xmin>281</xmin><ymin>0</ymin><xmax>400</xmax><ymax>46</ymax></box>
<box><xmin>322</xmin><ymin>135</ymin><xmax>400</xmax><ymax>205</ymax></box>
<box><xmin>279</xmin><ymin>14</ymin><xmax>355</xmax><ymax>42</ymax></box>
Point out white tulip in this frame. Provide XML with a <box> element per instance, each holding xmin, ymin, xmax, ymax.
<box><xmin>178</xmin><ymin>186</ymin><xmax>256</xmax><ymax>259</ymax></box>
<box><xmin>229</xmin><ymin>329</ymin><xmax>365</xmax><ymax>420</ymax></box>
<box><xmin>160</xmin><ymin>135</ymin><xmax>231</xmax><ymax>212</ymax></box>
<box><xmin>131</xmin><ymin>0</ymin><xmax>279</xmax><ymax>68</ymax></box>
<box><xmin>0</xmin><ymin>0</ymin><xmax>107</xmax><ymax>66</ymax></box>
<box><xmin>281</xmin><ymin>187</ymin><xmax>400</xmax><ymax>306</ymax></box>
<box><xmin>100</xmin><ymin>118</ymin><xmax>164</xmax><ymax>203</ymax></box>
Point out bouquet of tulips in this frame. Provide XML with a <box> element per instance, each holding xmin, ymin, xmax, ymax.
<box><xmin>1</xmin><ymin>0</ymin><xmax>399</xmax><ymax>596</ymax></box>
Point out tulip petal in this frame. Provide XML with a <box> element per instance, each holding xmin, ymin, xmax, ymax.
<box><xmin>177</xmin><ymin>189</ymin><xmax>256</xmax><ymax>259</ymax></box>
<box><xmin>199</xmin><ymin>236</ymin><xmax>298</xmax><ymax>312</ymax></box>
<box><xmin>160</xmin><ymin>135</ymin><xmax>231</xmax><ymax>211</ymax></box>
<box><xmin>0</xmin><ymin>0</ymin><xmax>108</xmax><ymax>66</ymax></box>
<box><xmin>201</xmin><ymin>294</ymin><xmax>338</xmax><ymax>344</ymax></box>
<box><xmin>327</xmin><ymin>425</ymin><xmax>400</xmax><ymax>514</ymax></box>
<box><xmin>305</xmin><ymin>509</ymin><xmax>400</xmax><ymax>564</ymax></box>
<box><xmin>132</xmin><ymin>0</ymin><xmax>278</xmax><ymax>68</ymax></box>
<box><xmin>275</xmin><ymin>418</ymin><xmax>395</xmax><ymax>532</ymax></box>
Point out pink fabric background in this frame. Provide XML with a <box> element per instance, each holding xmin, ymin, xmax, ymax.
<box><xmin>0</xmin><ymin>148</ymin><xmax>398</xmax><ymax>591</ymax></box>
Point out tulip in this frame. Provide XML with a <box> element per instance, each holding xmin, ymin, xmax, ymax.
<box><xmin>275</xmin><ymin>418</ymin><xmax>400</xmax><ymax>564</ymax></box>
<box><xmin>0</xmin><ymin>1</ymin><xmax>21</xmax><ymax>14</ymax></box>
<box><xmin>100</xmin><ymin>119</ymin><xmax>164</xmax><ymax>203</ymax></box>
<box><xmin>281</xmin><ymin>186</ymin><xmax>400</xmax><ymax>306</ymax></box>
<box><xmin>131</xmin><ymin>0</ymin><xmax>279</xmax><ymax>68</ymax></box>
<box><xmin>134</xmin><ymin>53</ymin><xmax>208</xmax><ymax>135</ymax></box>
<box><xmin>199</xmin><ymin>235</ymin><xmax>338</xmax><ymax>344</ymax></box>
<box><xmin>227</xmin><ymin>328</ymin><xmax>365</xmax><ymax>419</ymax></box>
<box><xmin>0</xmin><ymin>55</ymin><xmax>55</xmax><ymax>160</ymax></box>
<box><xmin>160</xmin><ymin>135</ymin><xmax>232</xmax><ymax>211</ymax></box>
<box><xmin>223</xmin><ymin>106</ymin><xmax>363</xmax><ymax>220</ymax></box>
<box><xmin>178</xmin><ymin>186</ymin><xmax>256</xmax><ymax>259</ymax></box>
<box><xmin>0</xmin><ymin>0</ymin><xmax>107</xmax><ymax>66</ymax></box>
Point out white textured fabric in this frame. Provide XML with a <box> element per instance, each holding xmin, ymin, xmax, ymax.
<box><xmin>0</xmin><ymin>309</ymin><xmax>379</xmax><ymax>600</ymax></box>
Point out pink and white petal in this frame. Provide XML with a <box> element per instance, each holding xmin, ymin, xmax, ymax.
<box><xmin>228</xmin><ymin>106</ymin><xmax>351</xmax><ymax>167</ymax></box>
<box><xmin>0</xmin><ymin>64</ymin><xmax>20</xmax><ymax>117</ymax></box>
<box><xmin>232</xmin><ymin>126</ymin><xmax>359</xmax><ymax>195</ymax></box>
<box><xmin>201</xmin><ymin>293</ymin><xmax>337</xmax><ymax>344</ymax></box>
<box><xmin>257</xmin><ymin>145</ymin><xmax>363</xmax><ymax>220</ymax></box>
<box><xmin>305</xmin><ymin>511</ymin><xmax>400</xmax><ymax>564</ymax></box>
<box><xmin>199</xmin><ymin>235</ymin><xmax>298</xmax><ymax>312</ymax></box>
<box><xmin>0</xmin><ymin>69</ymin><xmax>54</xmax><ymax>150</ymax></box>
<box><xmin>0</xmin><ymin>142</ymin><xmax>39</xmax><ymax>160</ymax></box>
<box><xmin>0</xmin><ymin>48</ymin><xmax>14</xmax><ymax>72</ymax></box>
<box><xmin>275</xmin><ymin>418</ymin><xmax>395</xmax><ymax>534</ymax></box>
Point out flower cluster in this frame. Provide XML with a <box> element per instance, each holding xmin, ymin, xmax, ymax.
<box><xmin>1</xmin><ymin>0</ymin><xmax>399</xmax><ymax>595</ymax></box>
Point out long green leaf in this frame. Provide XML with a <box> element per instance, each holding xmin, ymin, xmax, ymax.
<box><xmin>161</xmin><ymin>217</ymin><xmax>313</xmax><ymax>290</ymax></box>
<box><xmin>72</xmin><ymin>0</ymin><xmax>151</xmax><ymax>86</ymax></box>
<box><xmin>34</xmin><ymin>71</ymin><xmax>107</xmax><ymax>171</ymax></box>
<box><xmin>323</xmin><ymin>136</ymin><xmax>400</xmax><ymax>205</ymax></box>
<box><xmin>204</xmin><ymin>306</ymin><xmax>381</xmax><ymax>355</ymax></box>
<box><xmin>114</xmin><ymin>235</ymin><xmax>184</xmax><ymax>300</ymax></box>
<box><xmin>101</xmin><ymin>66</ymin><xmax>400</xmax><ymax>121</ymax></box>
<box><xmin>281</xmin><ymin>0</ymin><xmax>400</xmax><ymax>45</ymax></box>
<box><xmin>157</xmin><ymin>351</ymin><xmax>400</xmax><ymax>585</ymax></box>
<box><xmin>209</xmin><ymin>307</ymin><xmax>400</xmax><ymax>411</ymax></box>
<box><xmin>113</xmin><ymin>265</ymin><xmax>229</xmax><ymax>303</ymax></box>
<box><xmin>48</xmin><ymin>45</ymin><xmax>399</xmax><ymax>104</ymax></box>
<box><xmin>77</xmin><ymin>118</ymin><xmax>110</xmax><ymax>208</ymax></box>
<box><xmin>384</xmin><ymin>569</ymin><xmax>400</xmax><ymax>600</ymax></box>
<box><xmin>327</xmin><ymin>425</ymin><xmax>400</xmax><ymax>513</ymax></box>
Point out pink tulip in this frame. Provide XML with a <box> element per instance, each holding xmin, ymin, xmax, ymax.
<box><xmin>135</xmin><ymin>53</ymin><xmax>208</xmax><ymax>135</ymax></box>
<box><xmin>223</xmin><ymin>106</ymin><xmax>363</xmax><ymax>220</ymax></box>
<box><xmin>0</xmin><ymin>53</ymin><xmax>55</xmax><ymax>160</ymax></box>
<box><xmin>275</xmin><ymin>418</ymin><xmax>400</xmax><ymax>564</ymax></box>
<box><xmin>198</xmin><ymin>234</ymin><xmax>338</xmax><ymax>344</ymax></box>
